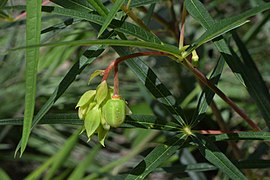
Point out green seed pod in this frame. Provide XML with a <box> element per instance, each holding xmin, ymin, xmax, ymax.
<box><xmin>102</xmin><ymin>97</ymin><xmax>126</xmax><ymax>128</ymax></box>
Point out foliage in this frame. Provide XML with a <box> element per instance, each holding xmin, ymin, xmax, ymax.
<box><xmin>0</xmin><ymin>0</ymin><xmax>270</xmax><ymax>179</ymax></box>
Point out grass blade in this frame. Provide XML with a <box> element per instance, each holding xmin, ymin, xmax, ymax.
<box><xmin>125</xmin><ymin>134</ymin><xmax>187</xmax><ymax>179</ymax></box>
<box><xmin>98</xmin><ymin>0</ymin><xmax>126</xmax><ymax>37</ymax></box>
<box><xmin>193</xmin><ymin>134</ymin><xmax>246</xmax><ymax>179</ymax></box>
<box><xmin>20</xmin><ymin>0</ymin><xmax>42</xmax><ymax>156</ymax></box>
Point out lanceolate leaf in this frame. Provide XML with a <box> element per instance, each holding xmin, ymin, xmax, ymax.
<box><xmin>210</xmin><ymin>132</ymin><xmax>270</xmax><ymax>142</ymax></box>
<box><xmin>15</xmin><ymin>46</ymin><xmax>105</xmax><ymax>156</ymax></box>
<box><xmin>158</xmin><ymin>160</ymin><xmax>270</xmax><ymax>173</ymax></box>
<box><xmin>125</xmin><ymin>134</ymin><xmax>187</xmax><ymax>179</ymax></box>
<box><xmin>185</xmin><ymin>0</ymin><xmax>270</xmax><ymax>128</ymax></box>
<box><xmin>12</xmin><ymin>39</ymin><xmax>179</xmax><ymax>59</ymax></box>
<box><xmin>191</xmin><ymin>56</ymin><xmax>225</xmax><ymax>126</ymax></box>
<box><xmin>0</xmin><ymin>114</ymin><xmax>182</xmax><ymax>132</ymax></box>
<box><xmin>98</xmin><ymin>0</ymin><xmax>126</xmax><ymax>37</ymax></box>
<box><xmin>193</xmin><ymin>134</ymin><xmax>247</xmax><ymax>180</ymax></box>
<box><xmin>20</xmin><ymin>0</ymin><xmax>42</xmax><ymax>156</ymax></box>
<box><xmin>41</xmin><ymin>6</ymin><xmax>161</xmax><ymax>43</ymax></box>
<box><xmin>186</xmin><ymin>0</ymin><xmax>270</xmax><ymax>30</ymax></box>
<box><xmin>185</xmin><ymin>0</ymin><xmax>270</xmax><ymax>54</ymax></box>
<box><xmin>188</xmin><ymin>18</ymin><xmax>249</xmax><ymax>53</ymax></box>
<box><xmin>231</xmin><ymin>32</ymin><xmax>270</xmax><ymax>128</ymax></box>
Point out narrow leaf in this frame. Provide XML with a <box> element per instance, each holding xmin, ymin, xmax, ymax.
<box><xmin>43</xmin><ymin>129</ymin><xmax>80</xmax><ymax>180</ymax></box>
<box><xmin>189</xmin><ymin>18</ymin><xmax>249</xmax><ymax>53</ymax></box>
<box><xmin>68</xmin><ymin>145</ymin><xmax>101</xmax><ymax>179</ymax></box>
<box><xmin>20</xmin><ymin>0</ymin><xmax>42</xmax><ymax>156</ymax></box>
<box><xmin>86</xmin><ymin>0</ymin><xmax>108</xmax><ymax>16</ymax></box>
<box><xmin>126</xmin><ymin>134</ymin><xmax>187</xmax><ymax>179</ymax></box>
<box><xmin>191</xmin><ymin>56</ymin><xmax>225</xmax><ymax>126</ymax></box>
<box><xmin>0</xmin><ymin>114</ymin><xmax>182</xmax><ymax>132</ymax></box>
<box><xmin>210</xmin><ymin>132</ymin><xmax>270</xmax><ymax>142</ymax></box>
<box><xmin>98</xmin><ymin>0</ymin><xmax>126</xmax><ymax>37</ymax></box>
<box><xmin>193</xmin><ymin>134</ymin><xmax>246</xmax><ymax>180</ymax></box>
<box><xmin>185</xmin><ymin>0</ymin><xmax>270</xmax><ymax>54</ymax></box>
<box><xmin>158</xmin><ymin>160</ymin><xmax>270</xmax><ymax>173</ymax></box>
<box><xmin>15</xmin><ymin>46</ymin><xmax>105</xmax><ymax>156</ymax></box>
<box><xmin>232</xmin><ymin>32</ymin><xmax>270</xmax><ymax>128</ymax></box>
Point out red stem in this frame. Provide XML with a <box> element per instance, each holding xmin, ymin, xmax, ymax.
<box><xmin>15</xmin><ymin>0</ymin><xmax>51</xmax><ymax>20</ymax></box>
<box><xmin>183</xmin><ymin>59</ymin><xmax>261</xmax><ymax>131</ymax></box>
<box><xmin>199</xmin><ymin>130</ymin><xmax>242</xmax><ymax>135</ymax></box>
<box><xmin>114</xmin><ymin>64</ymin><xmax>119</xmax><ymax>96</ymax></box>
<box><xmin>101</xmin><ymin>51</ymin><xmax>169</xmax><ymax>97</ymax></box>
<box><xmin>102</xmin><ymin>51</ymin><xmax>169</xmax><ymax>82</ymax></box>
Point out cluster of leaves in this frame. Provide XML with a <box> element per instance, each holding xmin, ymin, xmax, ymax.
<box><xmin>0</xmin><ymin>0</ymin><xmax>270</xmax><ymax>179</ymax></box>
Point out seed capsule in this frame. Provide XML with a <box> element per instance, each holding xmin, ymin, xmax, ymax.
<box><xmin>102</xmin><ymin>97</ymin><xmax>126</xmax><ymax>128</ymax></box>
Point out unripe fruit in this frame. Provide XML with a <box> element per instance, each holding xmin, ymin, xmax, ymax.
<box><xmin>102</xmin><ymin>97</ymin><xmax>126</xmax><ymax>128</ymax></box>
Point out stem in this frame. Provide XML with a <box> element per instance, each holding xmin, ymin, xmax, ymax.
<box><xmin>198</xmin><ymin>130</ymin><xmax>241</xmax><ymax>134</ymax></box>
<box><xmin>15</xmin><ymin>0</ymin><xmax>50</xmax><ymax>20</ymax></box>
<box><xmin>113</xmin><ymin>64</ymin><xmax>119</xmax><ymax>96</ymax></box>
<box><xmin>182</xmin><ymin>59</ymin><xmax>261</xmax><ymax>131</ymax></box>
<box><xmin>102</xmin><ymin>51</ymin><xmax>169</xmax><ymax>82</ymax></box>
<box><xmin>179</xmin><ymin>2</ymin><xmax>187</xmax><ymax>49</ymax></box>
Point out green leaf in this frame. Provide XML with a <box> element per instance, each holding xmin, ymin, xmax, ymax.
<box><xmin>0</xmin><ymin>168</ymin><xmax>10</xmax><ymax>180</ymax></box>
<box><xmin>231</xmin><ymin>32</ymin><xmax>270</xmax><ymax>128</ymax></box>
<box><xmin>193</xmin><ymin>134</ymin><xmax>246</xmax><ymax>180</ymax></box>
<box><xmin>25</xmin><ymin>157</ymin><xmax>54</xmax><ymax>180</ymax></box>
<box><xmin>86</xmin><ymin>0</ymin><xmax>108</xmax><ymax>16</ymax></box>
<box><xmin>20</xmin><ymin>0</ymin><xmax>42</xmax><ymax>156</ymax></box>
<box><xmin>98</xmin><ymin>0</ymin><xmax>126</xmax><ymax>37</ymax></box>
<box><xmin>95</xmin><ymin>81</ymin><xmax>108</xmax><ymax>106</ymax></box>
<box><xmin>0</xmin><ymin>0</ymin><xmax>7</xmax><ymax>8</ymax></box>
<box><xmin>76</xmin><ymin>90</ymin><xmax>96</xmax><ymax>108</ymax></box>
<box><xmin>68</xmin><ymin>145</ymin><xmax>101</xmax><ymax>180</ymax></box>
<box><xmin>185</xmin><ymin>0</ymin><xmax>270</xmax><ymax>54</ymax></box>
<box><xmin>15</xmin><ymin>45</ymin><xmax>105</xmax><ymax>157</ymax></box>
<box><xmin>186</xmin><ymin>0</ymin><xmax>270</xmax><ymax>30</ymax></box>
<box><xmin>210</xmin><ymin>132</ymin><xmax>270</xmax><ymax>141</ymax></box>
<box><xmin>43</xmin><ymin>129</ymin><xmax>80</xmax><ymax>180</ymax></box>
<box><xmin>12</xmin><ymin>39</ymin><xmax>179</xmax><ymax>58</ymax></box>
<box><xmin>84</xmin><ymin>106</ymin><xmax>101</xmax><ymax>138</ymax></box>
<box><xmin>41</xmin><ymin>6</ymin><xmax>161</xmax><ymax>43</ymax></box>
<box><xmin>7</xmin><ymin>5</ymin><xmax>162</xmax><ymax>43</ymax></box>
<box><xmin>158</xmin><ymin>160</ymin><xmax>270</xmax><ymax>173</ymax></box>
<box><xmin>191</xmin><ymin>56</ymin><xmax>225</xmax><ymax>126</ymax></box>
<box><xmin>50</xmin><ymin>0</ymin><xmax>93</xmax><ymax>12</ymax></box>
<box><xmin>129</xmin><ymin>0</ymin><xmax>161</xmax><ymax>8</ymax></box>
<box><xmin>125</xmin><ymin>134</ymin><xmax>187</xmax><ymax>179</ymax></box>
<box><xmin>188</xmin><ymin>18</ymin><xmax>249</xmax><ymax>53</ymax></box>
<box><xmin>0</xmin><ymin>114</ymin><xmax>182</xmax><ymax>131</ymax></box>
<box><xmin>88</xmin><ymin>70</ymin><xmax>104</xmax><ymax>84</ymax></box>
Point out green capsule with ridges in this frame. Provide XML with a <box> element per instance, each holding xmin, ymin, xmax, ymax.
<box><xmin>102</xmin><ymin>97</ymin><xmax>126</xmax><ymax>128</ymax></box>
